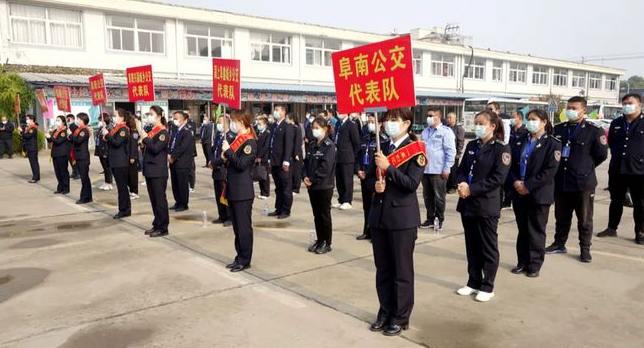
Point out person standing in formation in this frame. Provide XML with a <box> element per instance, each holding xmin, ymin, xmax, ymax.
<box><xmin>445</xmin><ymin>112</ymin><xmax>464</xmax><ymax>194</ymax></box>
<box><xmin>210</xmin><ymin>115</ymin><xmax>235</xmax><ymax>226</ymax></box>
<box><xmin>332</xmin><ymin>112</ymin><xmax>361</xmax><ymax>210</ymax></box>
<box><xmin>290</xmin><ymin>115</ymin><xmax>304</xmax><ymax>195</ymax></box>
<box><xmin>200</xmin><ymin>114</ymin><xmax>214</xmax><ymax>168</ymax></box>
<box><xmin>503</xmin><ymin>110</ymin><xmax>528</xmax><ymax>210</ymax></box>
<box><xmin>19</xmin><ymin>115</ymin><xmax>40</xmax><ymax>183</ymax></box>
<box><xmin>95</xmin><ymin>113</ymin><xmax>113</xmax><ymax>191</ymax></box>
<box><xmin>268</xmin><ymin>105</ymin><xmax>294</xmax><ymax>219</ymax></box>
<box><xmin>169</xmin><ymin>111</ymin><xmax>193</xmax><ymax>212</ymax></box>
<box><xmin>255</xmin><ymin>116</ymin><xmax>271</xmax><ymax>200</ymax></box>
<box><xmin>126</xmin><ymin>114</ymin><xmax>140</xmax><ymax>200</ymax></box>
<box><xmin>102</xmin><ymin>109</ymin><xmax>132</xmax><ymax>219</ymax></box>
<box><xmin>66</xmin><ymin>114</ymin><xmax>79</xmax><ymax>179</ymax></box>
<box><xmin>355</xmin><ymin>114</ymin><xmax>385</xmax><ymax>241</ymax></box>
<box><xmin>69</xmin><ymin>112</ymin><xmax>93</xmax><ymax>204</ymax></box>
<box><xmin>47</xmin><ymin>115</ymin><xmax>71</xmax><ymax>195</ymax></box>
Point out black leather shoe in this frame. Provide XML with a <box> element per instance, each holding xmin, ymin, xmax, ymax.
<box><xmin>580</xmin><ymin>249</ymin><xmax>592</xmax><ymax>263</ymax></box>
<box><xmin>223</xmin><ymin>220</ymin><xmax>232</xmax><ymax>227</ymax></box>
<box><xmin>54</xmin><ymin>190</ymin><xmax>62</xmax><ymax>194</ymax></box>
<box><xmin>383</xmin><ymin>324</ymin><xmax>408</xmax><ymax>336</ymax></box>
<box><xmin>369</xmin><ymin>318</ymin><xmax>387</xmax><ymax>332</ymax></box>
<box><xmin>526</xmin><ymin>270</ymin><xmax>540</xmax><ymax>278</ymax></box>
<box><xmin>212</xmin><ymin>219</ymin><xmax>225</xmax><ymax>224</ymax></box>
<box><xmin>636</xmin><ymin>233</ymin><xmax>644</xmax><ymax>245</ymax></box>
<box><xmin>144</xmin><ymin>227</ymin><xmax>156</xmax><ymax>235</ymax></box>
<box><xmin>230</xmin><ymin>264</ymin><xmax>249</xmax><ymax>272</ymax></box>
<box><xmin>267</xmin><ymin>211</ymin><xmax>281</xmax><ymax>217</ymax></box>
<box><xmin>174</xmin><ymin>206</ymin><xmax>188</xmax><ymax>212</ymax></box>
<box><xmin>149</xmin><ymin>230</ymin><xmax>168</xmax><ymax>238</ymax></box>
<box><xmin>169</xmin><ymin>205</ymin><xmax>178</xmax><ymax>210</ymax></box>
<box><xmin>315</xmin><ymin>241</ymin><xmax>331</xmax><ymax>254</ymax></box>
<box><xmin>308</xmin><ymin>241</ymin><xmax>319</xmax><ymax>252</ymax></box>
<box><xmin>76</xmin><ymin>199</ymin><xmax>92</xmax><ymax>205</ymax></box>
<box><xmin>597</xmin><ymin>228</ymin><xmax>617</xmax><ymax>237</ymax></box>
<box><xmin>225</xmin><ymin>262</ymin><xmax>238</xmax><ymax>269</ymax></box>
<box><xmin>511</xmin><ymin>264</ymin><xmax>526</xmax><ymax>274</ymax></box>
<box><xmin>61</xmin><ymin>191</ymin><xmax>70</xmax><ymax>195</ymax></box>
<box><xmin>113</xmin><ymin>212</ymin><xmax>131</xmax><ymax>219</ymax></box>
<box><xmin>277</xmin><ymin>214</ymin><xmax>290</xmax><ymax>220</ymax></box>
<box><xmin>356</xmin><ymin>234</ymin><xmax>371</xmax><ymax>240</ymax></box>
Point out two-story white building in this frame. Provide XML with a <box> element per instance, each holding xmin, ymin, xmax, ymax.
<box><xmin>0</xmin><ymin>0</ymin><xmax>625</xmax><ymax>125</ymax></box>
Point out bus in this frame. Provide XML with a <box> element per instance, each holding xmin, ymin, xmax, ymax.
<box><xmin>461</xmin><ymin>98</ymin><xmax>548</xmax><ymax>133</ymax></box>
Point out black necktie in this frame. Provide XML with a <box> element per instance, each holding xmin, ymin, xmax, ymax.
<box><xmin>389</xmin><ymin>143</ymin><xmax>396</xmax><ymax>154</ymax></box>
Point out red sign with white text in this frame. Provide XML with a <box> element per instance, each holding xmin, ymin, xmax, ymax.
<box><xmin>89</xmin><ymin>73</ymin><xmax>107</xmax><ymax>106</ymax></box>
<box><xmin>212</xmin><ymin>58</ymin><xmax>241</xmax><ymax>109</ymax></box>
<box><xmin>331</xmin><ymin>35</ymin><xmax>416</xmax><ymax>114</ymax></box>
<box><xmin>53</xmin><ymin>86</ymin><xmax>71</xmax><ymax>112</ymax></box>
<box><xmin>126</xmin><ymin>65</ymin><xmax>155</xmax><ymax>102</ymax></box>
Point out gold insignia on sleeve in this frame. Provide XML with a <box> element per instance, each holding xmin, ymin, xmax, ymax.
<box><xmin>80</xmin><ymin>131</ymin><xmax>85</xmax><ymax>137</ymax></box>
<box><xmin>502</xmin><ymin>152</ymin><xmax>511</xmax><ymax>166</ymax></box>
<box><xmin>600</xmin><ymin>135</ymin><xmax>607</xmax><ymax>146</ymax></box>
<box><xmin>554</xmin><ymin>150</ymin><xmax>561</xmax><ymax>162</ymax></box>
<box><xmin>416</xmin><ymin>154</ymin><xmax>426</xmax><ymax>167</ymax></box>
<box><xmin>120</xmin><ymin>130</ymin><xmax>126</xmax><ymax>137</ymax></box>
<box><xmin>61</xmin><ymin>132</ymin><xmax>66</xmax><ymax>137</ymax></box>
<box><xmin>243</xmin><ymin>145</ymin><xmax>252</xmax><ymax>154</ymax></box>
<box><xmin>159</xmin><ymin>134</ymin><xmax>166</xmax><ymax>141</ymax></box>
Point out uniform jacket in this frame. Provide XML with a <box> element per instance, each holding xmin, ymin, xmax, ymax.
<box><xmin>106</xmin><ymin>125</ymin><xmax>130</xmax><ymax>168</ymax></box>
<box><xmin>304</xmin><ymin>136</ymin><xmax>336</xmax><ymax>190</ymax></box>
<box><xmin>210</xmin><ymin>131</ymin><xmax>236</xmax><ymax>181</ymax></box>
<box><xmin>0</xmin><ymin>122</ymin><xmax>14</xmax><ymax>140</ymax></box>
<box><xmin>142</xmin><ymin>128</ymin><xmax>169</xmax><ymax>178</ymax></box>
<box><xmin>22</xmin><ymin>125</ymin><xmax>38</xmax><ymax>153</ymax></box>
<box><xmin>170</xmin><ymin>125</ymin><xmax>193</xmax><ymax>169</ymax></box>
<box><xmin>508</xmin><ymin>133</ymin><xmax>561</xmax><ymax>205</ymax></box>
<box><xmin>334</xmin><ymin>118</ymin><xmax>361</xmax><ymax>165</ymax></box>
<box><xmin>608</xmin><ymin>113</ymin><xmax>644</xmax><ymax>175</ymax></box>
<box><xmin>256</xmin><ymin>129</ymin><xmax>271</xmax><ymax>164</ymax></box>
<box><xmin>48</xmin><ymin>127</ymin><xmax>71</xmax><ymax>158</ymax></box>
<box><xmin>224</xmin><ymin>136</ymin><xmax>257</xmax><ymax>201</ymax></box>
<box><xmin>269</xmin><ymin>120</ymin><xmax>294</xmax><ymax>166</ymax></box>
<box><xmin>70</xmin><ymin>126</ymin><xmax>91</xmax><ymax>162</ymax></box>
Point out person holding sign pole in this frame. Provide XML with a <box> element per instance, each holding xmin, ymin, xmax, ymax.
<box><xmin>69</xmin><ymin>112</ymin><xmax>93</xmax><ymax>204</ymax></box>
<box><xmin>268</xmin><ymin>105</ymin><xmax>294</xmax><ymax>219</ymax></box>
<box><xmin>46</xmin><ymin>115</ymin><xmax>71</xmax><ymax>195</ymax></box>
<box><xmin>369</xmin><ymin>108</ymin><xmax>426</xmax><ymax>336</ymax></box>
<box><xmin>169</xmin><ymin>111</ymin><xmax>193</xmax><ymax>212</ymax></box>
<box><xmin>102</xmin><ymin>109</ymin><xmax>132</xmax><ymax>219</ymax></box>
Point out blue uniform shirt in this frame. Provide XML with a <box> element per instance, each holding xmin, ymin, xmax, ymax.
<box><xmin>421</xmin><ymin>124</ymin><xmax>456</xmax><ymax>174</ymax></box>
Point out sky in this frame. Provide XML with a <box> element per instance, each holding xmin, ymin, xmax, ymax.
<box><xmin>156</xmin><ymin>0</ymin><xmax>643</xmax><ymax>78</ymax></box>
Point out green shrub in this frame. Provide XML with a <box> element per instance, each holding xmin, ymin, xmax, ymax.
<box><xmin>11</xmin><ymin>129</ymin><xmax>45</xmax><ymax>155</ymax></box>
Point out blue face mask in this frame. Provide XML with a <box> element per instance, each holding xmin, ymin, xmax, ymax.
<box><xmin>509</xmin><ymin>118</ymin><xmax>516</xmax><ymax>126</ymax></box>
<box><xmin>565</xmin><ymin>109</ymin><xmax>580</xmax><ymax>122</ymax></box>
<box><xmin>622</xmin><ymin>104</ymin><xmax>637</xmax><ymax>116</ymax></box>
<box><xmin>273</xmin><ymin>111</ymin><xmax>281</xmax><ymax>121</ymax></box>
<box><xmin>526</xmin><ymin>120</ymin><xmax>541</xmax><ymax>134</ymax></box>
<box><xmin>474</xmin><ymin>125</ymin><xmax>489</xmax><ymax>139</ymax></box>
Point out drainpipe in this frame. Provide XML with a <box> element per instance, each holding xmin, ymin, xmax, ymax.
<box><xmin>462</xmin><ymin>45</ymin><xmax>474</xmax><ymax>94</ymax></box>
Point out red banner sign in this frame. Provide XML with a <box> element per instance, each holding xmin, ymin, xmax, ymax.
<box><xmin>53</xmin><ymin>86</ymin><xmax>71</xmax><ymax>112</ymax></box>
<box><xmin>89</xmin><ymin>73</ymin><xmax>107</xmax><ymax>105</ymax></box>
<box><xmin>126</xmin><ymin>65</ymin><xmax>155</xmax><ymax>102</ymax></box>
<box><xmin>212</xmin><ymin>58</ymin><xmax>241</xmax><ymax>109</ymax></box>
<box><xmin>14</xmin><ymin>93</ymin><xmax>20</xmax><ymax>115</ymax></box>
<box><xmin>331</xmin><ymin>35</ymin><xmax>416</xmax><ymax>114</ymax></box>
<box><xmin>35</xmin><ymin>89</ymin><xmax>48</xmax><ymax>112</ymax></box>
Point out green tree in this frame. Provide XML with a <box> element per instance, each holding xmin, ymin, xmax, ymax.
<box><xmin>620</xmin><ymin>75</ymin><xmax>644</xmax><ymax>89</ymax></box>
<box><xmin>0</xmin><ymin>69</ymin><xmax>35</xmax><ymax>122</ymax></box>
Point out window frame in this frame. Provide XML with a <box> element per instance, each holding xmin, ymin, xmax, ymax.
<box><xmin>250</xmin><ymin>32</ymin><xmax>292</xmax><ymax>64</ymax></box>
<box><xmin>430</xmin><ymin>53</ymin><xmax>455</xmax><ymax>77</ymax></box>
<box><xmin>106</xmin><ymin>15</ymin><xmax>165</xmax><ymax>54</ymax></box>
<box><xmin>185</xmin><ymin>24</ymin><xmax>234</xmax><ymax>59</ymax></box>
<box><xmin>9</xmin><ymin>3</ymin><xmax>83</xmax><ymax>48</ymax></box>
<box><xmin>464</xmin><ymin>57</ymin><xmax>486</xmax><ymax>80</ymax></box>
<box><xmin>508</xmin><ymin>62</ymin><xmax>527</xmax><ymax>84</ymax></box>
<box><xmin>589</xmin><ymin>73</ymin><xmax>602</xmax><ymax>90</ymax></box>
<box><xmin>491</xmin><ymin>60</ymin><xmax>503</xmax><ymax>82</ymax></box>
<box><xmin>412</xmin><ymin>50</ymin><xmax>422</xmax><ymax>76</ymax></box>
<box><xmin>571</xmin><ymin>71</ymin><xmax>586</xmax><ymax>88</ymax></box>
<box><xmin>605</xmin><ymin>76</ymin><xmax>617</xmax><ymax>91</ymax></box>
<box><xmin>532</xmin><ymin>65</ymin><xmax>548</xmax><ymax>85</ymax></box>
<box><xmin>304</xmin><ymin>37</ymin><xmax>340</xmax><ymax>67</ymax></box>
<box><xmin>553</xmin><ymin>68</ymin><xmax>568</xmax><ymax>87</ymax></box>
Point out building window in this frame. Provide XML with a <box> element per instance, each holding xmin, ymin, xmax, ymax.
<box><xmin>605</xmin><ymin>76</ymin><xmax>617</xmax><ymax>91</ymax></box>
<box><xmin>9</xmin><ymin>3</ymin><xmax>82</xmax><ymax>47</ymax></box>
<box><xmin>532</xmin><ymin>66</ymin><xmax>548</xmax><ymax>85</ymax></box>
<box><xmin>553</xmin><ymin>68</ymin><xmax>568</xmax><ymax>87</ymax></box>
<box><xmin>186</xmin><ymin>24</ymin><xmax>233</xmax><ymax>58</ymax></box>
<box><xmin>251</xmin><ymin>32</ymin><xmax>291</xmax><ymax>64</ymax></box>
<box><xmin>572</xmin><ymin>71</ymin><xmax>586</xmax><ymax>88</ymax></box>
<box><xmin>107</xmin><ymin>16</ymin><xmax>165</xmax><ymax>53</ymax></box>
<box><xmin>412</xmin><ymin>50</ymin><xmax>422</xmax><ymax>75</ymax></box>
<box><xmin>589</xmin><ymin>73</ymin><xmax>602</xmax><ymax>90</ymax></box>
<box><xmin>508</xmin><ymin>62</ymin><xmax>527</xmax><ymax>83</ymax></box>
<box><xmin>431</xmin><ymin>53</ymin><xmax>454</xmax><ymax>77</ymax></box>
<box><xmin>492</xmin><ymin>61</ymin><xmax>502</xmax><ymax>82</ymax></box>
<box><xmin>464</xmin><ymin>58</ymin><xmax>485</xmax><ymax>80</ymax></box>
<box><xmin>305</xmin><ymin>38</ymin><xmax>340</xmax><ymax>67</ymax></box>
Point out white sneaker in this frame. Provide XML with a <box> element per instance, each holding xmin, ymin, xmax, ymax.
<box><xmin>332</xmin><ymin>203</ymin><xmax>341</xmax><ymax>209</ymax></box>
<box><xmin>339</xmin><ymin>203</ymin><xmax>352</xmax><ymax>210</ymax></box>
<box><xmin>106</xmin><ymin>184</ymin><xmax>113</xmax><ymax>191</ymax></box>
<box><xmin>456</xmin><ymin>286</ymin><xmax>478</xmax><ymax>296</ymax></box>
<box><xmin>475</xmin><ymin>291</ymin><xmax>495</xmax><ymax>302</ymax></box>
<box><xmin>141</xmin><ymin>181</ymin><xmax>147</xmax><ymax>186</ymax></box>
<box><xmin>292</xmin><ymin>192</ymin><xmax>299</xmax><ymax>195</ymax></box>
<box><xmin>189</xmin><ymin>188</ymin><xmax>195</xmax><ymax>193</ymax></box>
<box><xmin>130</xmin><ymin>193</ymin><xmax>139</xmax><ymax>200</ymax></box>
<box><xmin>257</xmin><ymin>195</ymin><xmax>268</xmax><ymax>200</ymax></box>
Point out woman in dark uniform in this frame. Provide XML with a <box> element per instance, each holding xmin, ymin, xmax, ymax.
<box><xmin>70</xmin><ymin>112</ymin><xmax>93</xmax><ymax>204</ymax></box>
<box><xmin>303</xmin><ymin>116</ymin><xmax>336</xmax><ymax>254</ymax></box>
<box><xmin>368</xmin><ymin>108</ymin><xmax>426</xmax><ymax>336</ymax></box>
<box><xmin>20</xmin><ymin>115</ymin><xmax>40</xmax><ymax>183</ymax></box>
<box><xmin>102</xmin><ymin>109</ymin><xmax>132</xmax><ymax>219</ymax></box>
<box><xmin>222</xmin><ymin>110</ymin><xmax>257</xmax><ymax>273</ymax></box>
<box><xmin>126</xmin><ymin>114</ymin><xmax>140</xmax><ymax>200</ymax></box>
<box><xmin>140</xmin><ymin>106</ymin><xmax>170</xmax><ymax>237</ymax></box>
<box><xmin>255</xmin><ymin>116</ymin><xmax>271</xmax><ymax>199</ymax></box>
<box><xmin>454</xmin><ymin>110</ymin><xmax>511</xmax><ymax>302</ymax></box>
<box><xmin>210</xmin><ymin>115</ymin><xmax>235</xmax><ymax>225</ymax></box>
<box><xmin>95</xmin><ymin>113</ymin><xmax>113</xmax><ymax>191</ymax></box>
<box><xmin>509</xmin><ymin>109</ymin><xmax>561</xmax><ymax>277</ymax></box>
<box><xmin>46</xmin><ymin>115</ymin><xmax>71</xmax><ymax>194</ymax></box>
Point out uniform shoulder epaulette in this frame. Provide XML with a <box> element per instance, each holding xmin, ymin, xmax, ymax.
<box><xmin>324</xmin><ymin>139</ymin><xmax>332</xmax><ymax>146</ymax></box>
<box><xmin>549</xmin><ymin>134</ymin><xmax>561</xmax><ymax>142</ymax></box>
<box><xmin>586</xmin><ymin>121</ymin><xmax>601</xmax><ymax>128</ymax></box>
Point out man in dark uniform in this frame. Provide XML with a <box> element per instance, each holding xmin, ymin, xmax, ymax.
<box><xmin>255</xmin><ymin>116</ymin><xmax>271</xmax><ymax>199</ymax></box>
<box><xmin>67</xmin><ymin>114</ymin><xmax>79</xmax><ymax>179</ymax></box>
<box><xmin>333</xmin><ymin>112</ymin><xmax>361</xmax><ymax>210</ymax></box>
<box><xmin>268</xmin><ymin>105</ymin><xmax>294</xmax><ymax>219</ymax></box>
<box><xmin>503</xmin><ymin>110</ymin><xmax>528</xmax><ymax>208</ymax></box>
<box><xmin>0</xmin><ymin>116</ymin><xmax>14</xmax><ymax>159</ymax></box>
<box><xmin>290</xmin><ymin>115</ymin><xmax>304</xmax><ymax>195</ymax></box>
<box><xmin>200</xmin><ymin>114</ymin><xmax>214</xmax><ymax>168</ymax></box>
<box><xmin>547</xmin><ymin>96</ymin><xmax>608</xmax><ymax>262</ymax></box>
<box><xmin>597</xmin><ymin>93</ymin><xmax>644</xmax><ymax>244</ymax></box>
<box><xmin>445</xmin><ymin>112</ymin><xmax>464</xmax><ymax>194</ymax></box>
<box><xmin>169</xmin><ymin>111</ymin><xmax>193</xmax><ymax>212</ymax></box>
<box><xmin>183</xmin><ymin>110</ymin><xmax>198</xmax><ymax>192</ymax></box>
<box><xmin>210</xmin><ymin>116</ymin><xmax>235</xmax><ymax>225</ymax></box>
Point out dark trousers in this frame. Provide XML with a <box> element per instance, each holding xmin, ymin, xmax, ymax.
<box><xmin>99</xmin><ymin>156</ymin><xmax>112</xmax><ymax>184</ymax></box>
<box><xmin>188</xmin><ymin>160</ymin><xmax>195</xmax><ymax>189</ymax></box>
<box><xmin>371</xmin><ymin>226</ymin><xmax>417</xmax><ymax>325</ymax></box>
<box><xmin>421</xmin><ymin>174</ymin><xmax>447</xmax><ymax>222</ymax></box>
<box><xmin>335</xmin><ymin>163</ymin><xmax>354</xmax><ymax>204</ymax></box>
<box><xmin>52</xmin><ymin>156</ymin><xmax>70</xmax><ymax>193</ymax></box>
<box><xmin>127</xmin><ymin>161</ymin><xmax>138</xmax><ymax>195</ymax></box>
<box><xmin>272</xmin><ymin>165</ymin><xmax>293</xmax><ymax>215</ymax></box>
<box><xmin>0</xmin><ymin>139</ymin><xmax>12</xmax><ymax>157</ymax></box>
<box><xmin>201</xmin><ymin>143</ymin><xmax>211</xmax><ymax>166</ymax></box>
<box><xmin>258</xmin><ymin>163</ymin><xmax>270</xmax><ymax>197</ymax></box>
<box><xmin>111</xmin><ymin>166</ymin><xmax>131</xmax><ymax>214</ymax></box>
<box><xmin>308</xmin><ymin>188</ymin><xmax>333</xmax><ymax>244</ymax></box>
<box><xmin>213</xmin><ymin>179</ymin><xmax>230</xmax><ymax>221</ymax></box>
<box><xmin>76</xmin><ymin>159</ymin><xmax>92</xmax><ymax>202</ymax></box>
<box><xmin>462</xmin><ymin>215</ymin><xmax>499</xmax><ymax>293</ymax></box>
<box><xmin>446</xmin><ymin>158</ymin><xmax>459</xmax><ymax>190</ymax></box>
<box><xmin>170</xmin><ymin>165</ymin><xmax>190</xmax><ymax>208</ymax></box>
<box><xmin>27</xmin><ymin>151</ymin><xmax>40</xmax><ymax>181</ymax></box>
<box><xmin>608</xmin><ymin>173</ymin><xmax>644</xmax><ymax>235</ymax></box>
<box><xmin>146</xmin><ymin>176</ymin><xmax>169</xmax><ymax>231</ymax></box>
<box><xmin>291</xmin><ymin>160</ymin><xmax>303</xmax><ymax>194</ymax></box>
<box><xmin>230</xmin><ymin>199</ymin><xmax>254</xmax><ymax>266</ymax></box>
<box><xmin>360</xmin><ymin>179</ymin><xmax>373</xmax><ymax>236</ymax></box>
<box><xmin>69</xmin><ymin>155</ymin><xmax>77</xmax><ymax>176</ymax></box>
<box><xmin>554</xmin><ymin>191</ymin><xmax>594</xmax><ymax>249</ymax></box>
<box><xmin>513</xmin><ymin>196</ymin><xmax>549</xmax><ymax>272</ymax></box>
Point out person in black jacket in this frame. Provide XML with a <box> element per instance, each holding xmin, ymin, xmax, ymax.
<box><xmin>547</xmin><ymin>96</ymin><xmax>608</xmax><ymax>262</ymax></box>
<box><xmin>184</xmin><ymin>110</ymin><xmax>198</xmax><ymax>192</ymax></box>
<box><xmin>47</xmin><ymin>115</ymin><xmax>71</xmax><ymax>194</ymax></box>
<box><xmin>368</xmin><ymin>108</ymin><xmax>425</xmax><ymax>337</ymax></box>
<box><xmin>95</xmin><ymin>113</ymin><xmax>113</xmax><ymax>191</ymax></box>
<box><xmin>210</xmin><ymin>115</ymin><xmax>235</xmax><ymax>225</ymax></box>
<box><xmin>598</xmin><ymin>93</ymin><xmax>644</xmax><ymax>244</ymax></box>
<box><xmin>102</xmin><ymin>109</ymin><xmax>132</xmax><ymax>219</ymax></box>
<box><xmin>268</xmin><ymin>105</ymin><xmax>294</xmax><ymax>219</ymax></box>
<box><xmin>126</xmin><ymin>115</ymin><xmax>140</xmax><ymax>200</ymax></box>
<box><xmin>303</xmin><ymin>116</ymin><xmax>337</xmax><ymax>254</ymax></box>
<box><xmin>222</xmin><ymin>110</ymin><xmax>257</xmax><ymax>273</ymax></box>
<box><xmin>454</xmin><ymin>110</ymin><xmax>510</xmax><ymax>302</ymax></box>
<box><xmin>289</xmin><ymin>115</ymin><xmax>304</xmax><ymax>195</ymax></box>
<box><xmin>0</xmin><ymin>116</ymin><xmax>15</xmax><ymax>159</ymax></box>
<box><xmin>255</xmin><ymin>116</ymin><xmax>271</xmax><ymax>199</ymax></box>
<box><xmin>169</xmin><ymin>111</ymin><xmax>193</xmax><ymax>212</ymax></box>
<box><xmin>508</xmin><ymin>110</ymin><xmax>561</xmax><ymax>277</ymax></box>
<box><xmin>66</xmin><ymin>114</ymin><xmax>79</xmax><ymax>179</ymax></box>
<box><xmin>70</xmin><ymin>113</ymin><xmax>93</xmax><ymax>204</ymax></box>
<box><xmin>200</xmin><ymin>114</ymin><xmax>214</xmax><ymax>168</ymax></box>
<box><xmin>503</xmin><ymin>110</ymin><xmax>529</xmax><ymax>209</ymax></box>
<box><xmin>333</xmin><ymin>112</ymin><xmax>361</xmax><ymax>210</ymax></box>
<box><xmin>19</xmin><ymin>115</ymin><xmax>40</xmax><ymax>183</ymax></box>
<box><xmin>140</xmin><ymin>106</ymin><xmax>170</xmax><ymax>237</ymax></box>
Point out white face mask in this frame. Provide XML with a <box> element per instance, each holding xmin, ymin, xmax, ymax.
<box><xmin>55</xmin><ymin>120</ymin><xmax>62</xmax><ymax>128</ymax></box>
<box><xmin>385</xmin><ymin>121</ymin><xmax>403</xmax><ymax>138</ymax></box>
<box><xmin>360</xmin><ymin>114</ymin><xmax>367</xmax><ymax>123</ymax></box>
<box><xmin>173</xmin><ymin>119</ymin><xmax>180</xmax><ymax>127</ymax></box>
<box><xmin>367</xmin><ymin>123</ymin><xmax>376</xmax><ymax>133</ymax></box>
<box><xmin>230</xmin><ymin>121</ymin><xmax>238</xmax><ymax>134</ymax></box>
<box><xmin>98</xmin><ymin>121</ymin><xmax>104</xmax><ymax>127</ymax></box>
<box><xmin>26</xmin><ymin>119</ymin><xmax>32</xmax><ymax>125</ymax></box>
<box><xmin>312</xmin><ymin>128</ymin><xmax>324</xmax><ymax>139</ymax></box>
<box><xmin>526</xmin><ymin>120</ymin><xmax>541</xmax><ymax>134</ymax></box>
<box><xmin>338</xmin><ymin>114</ymin><xmax>347</xmax><ymax>121</ymax></box>
<box><xmin>565</xmin><ymin>109</ymin><xmax>580</xmax><ymax>122</ymax></box>
<box><xmin>622</xmin><ymin>104</ymin><xmax>637</xmax><ymax>115</ymax></box>
<box><xmin>257</xmin><ymin>124</ymin><xmax>265</xmax><ymax>132</ymax></box>
<box><xmin>273</xmin><ymin>111</ymin><xmax>281</xmax><ymax>121</ymax></box>
<box><xmin>426</xmin><ymin>117</ymin><xmax>432</xmax><ymax>125</ymax></box>
<box><xmin>474</xmin><ymin>125</ymin><xmax>489</xmax><ymax>139</ymax></box>
<box><xmin>216</xmin><ymin>123</ymin><xmax>224</xmax><ymax>133</ymax></box>
<box><xmin>147</xmin><ymin>115</ymin><xmax>156</xmax><ymax>124</ymax></box>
